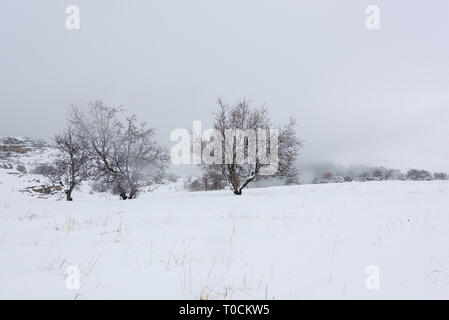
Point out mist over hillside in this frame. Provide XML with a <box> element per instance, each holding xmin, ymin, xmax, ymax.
<box><xmin>1</xmin><ymin>0</ymin><xmax>448</xmax><ymax>303</ymax></box>
<box><xmin>2</xmin><ymin>136</ymin><xmax>447</xmax><ymax>199</ymax></box>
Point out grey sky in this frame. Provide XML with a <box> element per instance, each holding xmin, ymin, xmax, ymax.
<box><xmin>1</xmin><ymin>0</ymin><xmax>448</xmax><ymax>175</ymax></box>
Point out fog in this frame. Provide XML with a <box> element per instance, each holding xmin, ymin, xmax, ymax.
<box><xmin>1</xmin><ymin>0</ymin><xmax>448</xmax><ymax>176</ymax></box>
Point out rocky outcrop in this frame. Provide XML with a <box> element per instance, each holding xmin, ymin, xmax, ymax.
<box><xmin>20</xmin><ymin>184</ymin><xmax>62</xmax><ymax>196</ymax></box>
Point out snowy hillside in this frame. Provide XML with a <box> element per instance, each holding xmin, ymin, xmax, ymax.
<box><xmin>0</xmin><ymin>137</ymin><xmax>184</xmax><ymax>200</ymax></box>
<box><xmin>0</xmin><ymin>137</ymin><xmax>64</xmax><ymax>200</ymax></box>
<box><xmin>0</xmin><ymin>179</ymin><xmax>448</xmax><ymax>299</ymax></box>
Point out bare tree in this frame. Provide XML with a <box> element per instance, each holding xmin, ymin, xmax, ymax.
<box><xmin>114</xmin><ymin>115</ymin><xmax>170</xmax><ymax>199</ymax></box>
<box><xmin>201</xmin><ymin>98</ymin><xmax>302</xmax><ymax>195</ymax></box>
<box><xmin>48</xmin><ymin>124</ymin><xmax>92</xmax><ymax>201</ymax></box>
<box><xmin>72</xmin><ymin>101</ymin><xmax>169</xmax><ymax>199</ymax></box>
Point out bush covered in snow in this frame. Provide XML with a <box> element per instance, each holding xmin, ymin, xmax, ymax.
<box><xmin>406</xmin><ymin>169</ymin><xmax>433</xmax><ymax>181</ymax></box>
<box><xmin>434</xmin><ymin>172</ymin><xmax>449</xmax><ymax>180</ymax></box>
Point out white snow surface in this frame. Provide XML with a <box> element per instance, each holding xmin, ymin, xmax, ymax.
<box><xmin>0</xmin><ymin>166</ymin><xmax>448</xmax><ymax>299</ymax></box>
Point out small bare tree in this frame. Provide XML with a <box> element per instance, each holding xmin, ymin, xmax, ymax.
<box><xmin>72</xmin><ymin>101</ymin><xmax>169</xmax><ymax>199</ymax></box>
<box><xmin>201</xmin><ymin>98</ymin><xmax>302</xmax><ymax>195</ymax></box>
<box><xmin>48</xmin><ymin>124</ymin><xmax>92</xmax><ymax>201</ymax></box>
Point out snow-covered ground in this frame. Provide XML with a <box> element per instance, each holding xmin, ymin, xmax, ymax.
<box><xmin>0</xmin><ymin>173</ymin><xmax>448</xmax><ymax>299</ymax></box>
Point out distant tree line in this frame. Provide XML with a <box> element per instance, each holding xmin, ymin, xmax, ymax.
<box><xmin>312</xmin><ymin>167</ymin><xmax>448</xmax><ymax>184</ymax></box>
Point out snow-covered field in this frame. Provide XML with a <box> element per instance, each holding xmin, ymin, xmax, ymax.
<box><xmin>0</xmin><ymin>174</ymin><xmax>448</xmax><ymax>299</ymax></box>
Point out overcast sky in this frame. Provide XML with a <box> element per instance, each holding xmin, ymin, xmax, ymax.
<box><xmin>1</xmin><ymin>0</ymin><xmax>448</xmax><ymax>175</ymax></box>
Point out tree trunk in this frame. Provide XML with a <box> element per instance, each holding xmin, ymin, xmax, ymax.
<box><xmin>233</xmin><ymin>172</ymin><xmax>256</xmax><ymax>195</ymax></box>
<box><xmin>129</xmin><ymin>189</ymin><xmax>138</xmax><ymax>199</ymax></box>
<box><xmin>65</xmin><ymin>188</ymin><xmax>73</xmax><ymax>201</ymax></box>
<box><xmin>230</xmin><ymin>173</ymin><xmax>240</xmax><ymax>195</ymax></box>
<box><xmin>117</xmin><ymin>183</ymin><xmax>128</xmax><ymax>200</ymax></box>
<box><xmin>119</xmin><ymin>192</ymin><xmax>128</xmax><ymax>200</ymax></box>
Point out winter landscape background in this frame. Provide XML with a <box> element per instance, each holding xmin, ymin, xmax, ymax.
<box><xmin>1</xmin><ymin>1</ymin><xmax>449</xmax><ymax>299</ymax></box>
<box><xmin>0</xmin><ymin>137</ymin><xmax>448</xmax><ymax>299</ymax></box>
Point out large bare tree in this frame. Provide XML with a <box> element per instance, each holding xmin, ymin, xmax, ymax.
<box><xmin>48</xmin><ymin>124</ymin><xmax>92</xmax><ymax>201</ymax></box>
<box><xmin>72</xmin><ymin>101</ymin><xmax>169</xmax><ymax>199</ymax></box>
<box><xmin>200</xmin><ymin>99</ymin><xmax>302</xmax><ymax>195</ymax></box>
